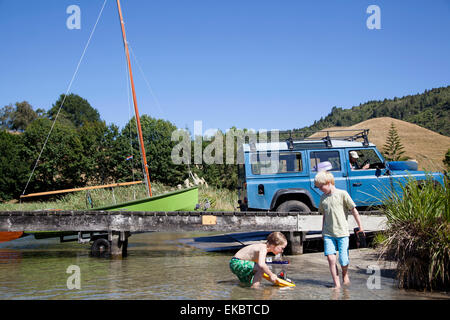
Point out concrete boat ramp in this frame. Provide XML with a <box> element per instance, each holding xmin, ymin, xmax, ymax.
<box><xmin>178</xmin><ymin>231</ymin><xmax>271</xmax><ymax>252</ymax></box>
<box><xmin>178</xmin><ymin>230</ymin><xmax>357</xmax><ymax>253</ymax></box>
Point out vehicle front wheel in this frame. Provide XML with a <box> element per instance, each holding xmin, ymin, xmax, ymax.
<box><xmin>276</xmin><ymin>200</ymin><xmax>310</xmax><ymax>213</ymax></box>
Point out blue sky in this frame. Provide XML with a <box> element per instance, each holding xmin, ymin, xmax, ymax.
<box><xmin>0</xmin><ymin>0</ymin><xmax>449</xmax><ymax>134</ymax></box>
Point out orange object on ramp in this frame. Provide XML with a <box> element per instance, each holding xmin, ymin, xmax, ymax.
<box><xmin>0</xmin><ymin>232</ymin><xmax>23</xmax><ymax>243</ymax></box>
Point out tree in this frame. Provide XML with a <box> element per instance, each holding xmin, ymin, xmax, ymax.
<box><xmin>10</xmin><ymin>101</ymin><xmax>37</xmax><ymax>131</ymax></box>
<box><xmin>22</xmin><ymin>118</ymin><xmax>85</xmax><ymax>193</ymax></box>
<box><xmin>0</xmin><ymin>101</ymin><xmax>37</xmax><ymax>131</ymax></box>
<box><xmin>122</xmin><ymin>115</ymin><xmax>188</xmax><ymax>186</ymax></box>
<box><xmin>79</xmin><ymin>122</ymin><xmax>133</xmax><ymax>185</ymax></box>
<box><xmin>48</xmin><ymin>93</ymin><xmax>101</xmax><ymax>127</ymax></box>
<box><xmin>382</xmin><ymin>122</ymin><xmax>408</xmax><ymax>161</ymax></box>
<box><xmin>0</xmin><ymin>104</ymin><xmax>14</xmax><ymax>129</ymax></box>
<box><xmin>444</xmin><ymin>149</ymin><xmax>450</xmax><ymax>171</ymax></box>
<box><xmin>0</xmin><ymin>130</ymin><xmax>29</xmax><ymax>200</ymax></box>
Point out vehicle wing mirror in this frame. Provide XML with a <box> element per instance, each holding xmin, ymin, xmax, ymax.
<box><xmin>375</xmin><ymin>167</ymin><xmax>381</xmax><ymax>177</ymax></box>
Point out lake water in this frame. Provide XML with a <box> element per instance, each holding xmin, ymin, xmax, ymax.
<box><xmin>0</xmin><ymin>232</ymin><xmax>448</xmax><ymax>300</ymax></box>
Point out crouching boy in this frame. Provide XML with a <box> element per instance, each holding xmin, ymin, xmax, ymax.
<box><xmin>229</xmin><ymin>232</ymin><xmax>287</xmax><ymax>288</ymax></box>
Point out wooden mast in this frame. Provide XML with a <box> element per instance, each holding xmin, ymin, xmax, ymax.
<box><xmin>116</xmin><ymin>0</ymin><xmax>152</xmax><ymax>197</ymax></box>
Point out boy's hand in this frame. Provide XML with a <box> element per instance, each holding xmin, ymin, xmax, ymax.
<box><xmin>269</xmin><ymin>272</ymin><xmax>278</xmax><ymax>283</ymax></box>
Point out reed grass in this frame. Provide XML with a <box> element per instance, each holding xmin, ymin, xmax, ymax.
<box><xmin>198</xmin><ymin>185</ymin><xmax>238</xmax><ymax>211</ymax></box>
<box><xmin>377</xmin><ymin>175</ymin><xmax>449</xmax><ymax>290</ymax></box>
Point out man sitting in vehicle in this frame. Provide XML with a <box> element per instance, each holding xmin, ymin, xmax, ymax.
<box><xmin>349</xmin><ymin>151</ymin><xmax>370</xmax><ymax>170</ymax></box>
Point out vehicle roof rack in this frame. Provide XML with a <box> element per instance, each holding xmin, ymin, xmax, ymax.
<box><xmin>265</xmin><ymin>129</ymin><xmax>370</xmax><ymax>147</ymax></box>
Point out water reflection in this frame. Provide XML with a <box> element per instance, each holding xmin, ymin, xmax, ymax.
<box><xmin>0</xmin><ymin>232</ymin><xmax>448</xmax><ymax>300</ymax></box>
<box><xmin>330</xmin><ymin>287</ymin><xmax>350</xmax><ymax>300</ymax></box>
<box><xmin>0</xmin><ymin>249</ymin><xmax>22</xmax><ymax>264</ymax></box>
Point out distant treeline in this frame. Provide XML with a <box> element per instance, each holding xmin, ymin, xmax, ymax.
<box><xmin>0</xmin><ymin>94</ymin><xmax>237</xmax><ymax>201</ymax></box>
<box><xmin>1</xmin><ymin>86</ymin><xmax>449</xmax><ymax>201</ymax></box>
<box><xmin>292</xmin><ymin>86</ymin><xmax>450</xmax><ymax>137</ymax></box>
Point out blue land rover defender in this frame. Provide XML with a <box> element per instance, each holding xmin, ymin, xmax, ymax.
<box><xmin>237</xmin><ymin>130</ymin><xmax>444</xmax><ymax>212</ymax></box>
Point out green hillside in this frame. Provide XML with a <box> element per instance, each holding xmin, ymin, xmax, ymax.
<box><xmin>294</xmin><ymin>86</ymin><xmax>450</xmax><ymax>136</ymax></box>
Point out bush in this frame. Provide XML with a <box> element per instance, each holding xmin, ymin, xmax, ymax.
<box><xmin>0</xmin><ymin>130</ymin><xmax>29</xmax><ymax>200</ymax></box>
<box><xmin>377</xmin><ymin>175</ymin><xmax>449</xmax><ymax>290</ymax></box>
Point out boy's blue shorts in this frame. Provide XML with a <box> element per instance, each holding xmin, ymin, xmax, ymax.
<box><xmin>323</xmin><ymin>236</ymin><xmax>349</xmax><ymax>267</ymax></box>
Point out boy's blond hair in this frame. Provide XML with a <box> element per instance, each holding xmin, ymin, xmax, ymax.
<box><xmin>266</xmin><ymin>232</ymin><xmax>287</xmax><ymax>246</ymax></box>
<box><xmin>314</xmin><ymin>170</ymin><xmax>335</xmax><ymax>186</ymax></box>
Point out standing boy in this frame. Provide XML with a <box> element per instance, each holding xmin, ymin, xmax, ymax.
<box><xmin>229</xmin><ymin>232</ymin><xmax>287</xmax><ymax>288</ymax></box>
<box><xmin>314</xmin><ymin>171</ymin><xmax>364</xmax><ymax>288</ymax></box>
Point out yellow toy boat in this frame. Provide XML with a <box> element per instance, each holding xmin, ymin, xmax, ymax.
<box><xmin>263</xmin><ymin>273</ymin><xmax>296</xmax><ymax>287</ymax></box>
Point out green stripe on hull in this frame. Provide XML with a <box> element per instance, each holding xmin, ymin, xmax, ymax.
<box><xmin>93</xmin><ymin>186</ymin><xmax>198</xmax><ymax>211</ymax></box>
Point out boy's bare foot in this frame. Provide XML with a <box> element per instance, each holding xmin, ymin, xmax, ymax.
<box><xmin>341</xmin><ymin>265</ymin><xmax>350</xmax><ymax>286</ymax></box>
<box><xmin>343</xmin><ymin>276</ymin><xmax>350</xmax><ymax>286</ymax></box>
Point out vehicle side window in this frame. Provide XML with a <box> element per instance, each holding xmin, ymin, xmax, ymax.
<box><xmin>349</xmin><ymin>149</ymin><xmax>383</xmax><ymax>169</ymax></box>
<box><xmin>251</xmin><ymin>152</ymin><xmax>302</xmax><ymax>175</ymax></box>
<box><xmin>310</xmin><ymin>151</ymin><xmax>341</xmax><ymax>172</ymax></box>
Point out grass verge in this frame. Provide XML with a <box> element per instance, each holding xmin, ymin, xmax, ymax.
<box><xmin>0</xmin><ymin>183</ymin><xmax>238</xmax><ymax>212</ymax></box>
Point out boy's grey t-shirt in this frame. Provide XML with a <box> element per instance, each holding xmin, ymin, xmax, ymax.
<box><xmin>318</xmin><ymin>188</ymin><xmax>356</xmax><ymax>237</ymax></box>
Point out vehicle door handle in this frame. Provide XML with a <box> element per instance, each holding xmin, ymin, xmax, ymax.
<box><xmin>353</xmin><ymin>182</ymin><xmax>362</xmax><ymax>187</ymax></box>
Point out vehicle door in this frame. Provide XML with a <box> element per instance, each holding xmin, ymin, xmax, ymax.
<box><xmin>346</xmin><ymin>148</ymin><xmax>391</xmax><ymax>206</ymax></box>
<box><xmin>246</xmin><ymin>150</ymin><xmax>306</xmax><ymax>210</ymax></box>
<box><xmin>309</xmin><ymin>150</ymin><xmax>347</xmax><ymax>201</ymax></box>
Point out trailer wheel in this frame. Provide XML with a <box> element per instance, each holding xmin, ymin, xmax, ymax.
<box><xmin>277</xmin><ymin>200</ymin><xmax>310</xmax><ymax>213</ymax></box>
<box><xmin>91</xmin><ymin>238</ymin><xmax>111</xmax><ymax>256</ymax></box>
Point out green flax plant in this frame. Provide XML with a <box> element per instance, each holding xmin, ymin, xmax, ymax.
<box><xmin>377</xmin><ymin>175</ymin><xmax>449</xmax><ymax>290</ymax></box>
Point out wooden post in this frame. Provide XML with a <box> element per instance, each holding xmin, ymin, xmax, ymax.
<box><xmin>108</xmin><ymin>231</ymin><xmax>129</xmax><ymax>257</ymax></box>
<box><xmin>283</xmin><ymin>231</ymin><xmax>306</xmax><ymax>255</ymax></box>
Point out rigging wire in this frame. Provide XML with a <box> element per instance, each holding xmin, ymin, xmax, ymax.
<box><xmin>129</xmin><ymin>43</ymin><xmax>197</xmax><ymax>186</ymax></box>
<box><xmin>22</xmin><ymin>0</ymin><xmax>109</xmax><ymax>196</ymax></box>
<box><xmin>128</xmin><ymin>44</ymin><xmax>165</xmax><ymax>119</ymax></box>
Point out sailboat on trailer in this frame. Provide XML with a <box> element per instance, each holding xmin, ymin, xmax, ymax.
<box><xmin>93</xmin><ymin>0</ymin><xmax>198</xmax><ymax>212</ymax></box>
<box><xmin>2</xmin><ymin>0</ymin><xmax>198</xmax><ymax>243</ymax></box>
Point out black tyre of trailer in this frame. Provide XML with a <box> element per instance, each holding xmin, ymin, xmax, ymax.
<box><xmin>91</xmin><ymin>238</ymin><xmax>111</xmax><ymax>257</ymax></box>
<box><xmin>276</xmin><ymin>200</ymin><xmax>311</xmax><ymax>213</ymax></box>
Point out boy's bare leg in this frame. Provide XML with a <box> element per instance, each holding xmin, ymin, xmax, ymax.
<box><xmin>327</xmin><ymin>254</ymin><xmax>340</xmax><ymax>288</ymax></box>
<box><xmin>342</xmin><ymin>265</ymin><xmax>350</xmax><ymax>285</ymax></box>
<box><xmin>251</xmin><ymin>264</ymin><xmax>263</xmax><ymax>288</ymax></box>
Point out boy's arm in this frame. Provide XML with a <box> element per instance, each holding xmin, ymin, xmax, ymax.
<box><xmin>343</xmin><ymin>191</ymin><xmax>363</xmax><ymax>233</ymax></box>
<box><xmin>256</xmin><ymin>247</ymin><xmax>278</xmax><ymax>282</ymax></box>
<box><xmin>322</xmin><ymin>214</ymin><xmax>325</xmax><ymax>237</ymax></box>
<box><xmin>351</xmin><ymin>207</ymin><xmax>364</xmax><ymax>233</ymax></box>
<box><xmin>319</xmin><ymin>201</ymin><xmax>325</xmax><ymax>237</ymax></box>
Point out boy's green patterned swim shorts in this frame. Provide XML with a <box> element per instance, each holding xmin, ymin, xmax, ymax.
<box><xmin>229</xmin><ymin>257</ymin><xmax>255</xmax><ymax>285</ymax></box>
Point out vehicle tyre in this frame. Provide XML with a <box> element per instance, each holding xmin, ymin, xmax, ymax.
<box><xmin>276</xmin><ymin>200</ymin><xmax>310</xmax><ymax>213</ymax></box>
<box><xmin>91</xmin><ymin>238</ymin><xmax>111</xmax><ymax>256</ymax></box>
